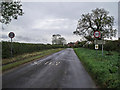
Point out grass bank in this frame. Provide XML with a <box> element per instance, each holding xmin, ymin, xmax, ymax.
<box><xmin>2</xmin><ymin>48</ymin><xmax>64</xmax><ymax>72</ymax></box>
<box><xmin>74</xmin><ymin>48</ymin><xmax>120</xmax><ymax>88</ymax></box>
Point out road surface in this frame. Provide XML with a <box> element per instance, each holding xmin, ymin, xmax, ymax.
<box><xmin>3</xmin><ymin>48</ymin><xmax>96</xmax><ymax>88</ymax></box>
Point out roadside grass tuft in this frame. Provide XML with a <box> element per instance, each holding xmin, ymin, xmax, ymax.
<box><xmin>74</xmin><ymin>48</ymin><xmax>120</xmax><ymax>88</ymax></box>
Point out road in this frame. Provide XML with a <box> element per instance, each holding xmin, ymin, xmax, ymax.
<box><xmin>3</xmin><ymin>48</ymin><xmax>96</xmax><ymax>88</ymax></box>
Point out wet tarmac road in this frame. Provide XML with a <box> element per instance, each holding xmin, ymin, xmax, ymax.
<box><xmin>2</xmin><ymin>48</ymin><xmax>96</xmax><ymax>88</ymax></box>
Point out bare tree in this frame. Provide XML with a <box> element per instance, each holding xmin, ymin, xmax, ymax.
<box><xmin>73</xmin><ymin>8</ymin><xmax>117</xmax><ymax>41</ymax></box>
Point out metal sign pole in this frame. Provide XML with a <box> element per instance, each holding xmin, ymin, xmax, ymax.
<box><xmin>11</xmin><ymin>38</ymin><xmax>12</xmax><ymax>57</ymax></box>
<box><xmin>94</xmin><ymin>31</ymin><xmax>101</xmax><ymax>57</ymax></box>
<box><xmin>102</xmin><ymin>34</ymin><xmax>104</xmax><ymax>56</ymax></box>
<box><xmin>102</xmin><ymin>41</ymin><xmax>103</xmax><ymax>56</ymax></box>
<box><xmin>9</xmin><ymin>32</ymin><xmax>15</xmax><ymax>58</ymax></box>
<box><xmin>96</xmin><ymin>38</ymin><xmax>97</xmax><ymax>57</ymax></box>
<box><xmin>96</xmin><ymin>48</ymin><xmax>97</xmax><ymax>57</ymax></box>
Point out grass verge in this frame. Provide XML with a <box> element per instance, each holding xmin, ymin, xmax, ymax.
<box><xmin>2</xmin><ymin>48</ymin><xmax>64</xmax><ymax>72</ymax></box>
<box><xmin>74</xmin><ymin>48</ymin><xmax>120</xmax><ymax>88</ymax></box>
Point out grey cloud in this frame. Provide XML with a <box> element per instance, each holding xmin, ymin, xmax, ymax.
<box><xmin>2</xmin><ymin>35</ymin><xmax>8</xmax><ymax>39</ymax></box>
<box><xmin>16</xmin><ymin>36</ymin><xmax>34</xmax><ymax>42</ymax></box>
<box><xmin>2</xmin><ymin>2</ymin><xmax>118</xmax><ymax>43</ymax></box>
<box><xmin>118</xmin><ymin>1</ymin><xmax>120</xmax><ymax>37</ymax></box>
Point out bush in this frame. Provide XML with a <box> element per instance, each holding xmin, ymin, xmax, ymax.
<box><xmin>2</xmin><ymin>41</ymin><xmax>66</xmax><ymax>59</ymax></box>
<box><xmin>82</xmin><ymin>39</ymin><xmax>120</xmax><ymax>52</ymax></box>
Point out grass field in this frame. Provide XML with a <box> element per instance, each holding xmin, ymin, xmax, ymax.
<box><xmin>74</xmin><ymin>48</ymin><xmax>120</xmax><ymax>88</ymax></box>
<box><xmin>2</xmin><ymin>48</ymin><xmax>64</xmax><ymax>72</ymax></box>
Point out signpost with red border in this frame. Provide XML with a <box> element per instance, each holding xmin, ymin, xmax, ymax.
<box><xmin>94</xmin><ymin>31</ymin><xmax>104</xmax><ymax>56</ymax></box>
<box><xmin>8</xmin><ymin>32</ymin><xmax>15</xmax><ymax>57</ymax></box>
<box><xmin>94</xmin><ymin>31</ymin><xmax>101</xmax><ymax>50</ymax></box>
<box><xmin>94</xmin><ymin>31</ymin><xmax>101</xmax><ymax>38</ymax></box>
<box><xmin>9</xmin><ymin>32</ymin><xmax>15</xmax><ymax>38</ymax></box>
<box><xmin>94</xmin><ymin>31</ymin><xmax>101</xmax><ymax>56</ymax></box>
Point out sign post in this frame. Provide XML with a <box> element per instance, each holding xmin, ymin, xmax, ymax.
<box><xmin>95</xmin><ymin>44</ymin><xmax>98</xmax><ymax>56</ymax></box>
<box><xmin>102</xmin><ymin>37</ymin><xmax>104</xmax><ymax>56</ymax></box>
<box><xmin>101</xmin><ymin>32</ymin><xmax>104</xmax><ymax>56</ymax></box>
<box><xmin>94</xmin><ymin>31</ymin><xmax>105</xmax><ymax>56</ymax></box>
<box><xmin>8</xmin><ymin>32</ymin><xmax>15</xmax><ymax>57</ymax></box>
<box><xmin>95</xmin><ymin>44</ymin><xmax>98</xmax><ymax>49</ymax></box>
<box><xmin>102</xmin><ymin>43</ymin><xmax>103</xmax><ymax>56</ymax></box>
<box><xmin>94</xmin><ymin>31</ymin><xmax>101</xmax><ymax>56</ymax></box>
<box><xmin>94</xmin><ymin>40</ymin><xmax>105</xmax><ymax>44</ymax></box>
<box><xmin>94</xmin><ymin>31</ymin><xmax>101</xmax><ymax>38</ymax></box>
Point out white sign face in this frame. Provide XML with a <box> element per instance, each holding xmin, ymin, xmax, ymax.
<box><xmin>94</xmin><ymin>40</ymin><xmax>105</xmax><ymax>44</ymax></box>
<box><xmin>94</xmin><ymin>31</ymin><xmax>101</xmax><ymax>38</ymax></box>
<box><xmin>95</xmin><ymin>44</ymin><xmax>98</xmax><ymax>49</ymax></box>
<box><xmin>9</xmin><ymin>32</ymin><xmax>15</xmax><ymax>38</ymax></box>
<box><xmin>95</xmin><ymin>32</ymin><xmax>99</xmax><ymax>37</ymax></box>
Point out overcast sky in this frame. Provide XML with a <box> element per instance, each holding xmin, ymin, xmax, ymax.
<box><xmin>1</xmin><ymin>1</ymin><xmax>119</xmax><ymax>44</ymax></box>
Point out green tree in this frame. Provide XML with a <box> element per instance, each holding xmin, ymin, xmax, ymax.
<box><xmin>52</xmin><ymin>34</ymin><xmax>61</xmax><ymax>44</ymax></box>
<box><xmin>0</xmin><ymin>0</ymin><xmax>24</xmax><ymax>24</ymax></box>
<box><xmin>58</xmin><ymin>37</ymin><xmax>66</xmax><ymax>45</ymax></box>
<box><xmin>52</xmin><ymin>34</ymin><xmax>66</xmax><ymax>45</ymax></box>
<box><xmin>73</xmin><ymin>8</ymin><xmax>117</xmax><ymax>41</ymax></box>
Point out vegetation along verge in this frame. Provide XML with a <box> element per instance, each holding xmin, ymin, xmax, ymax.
<box><xmin>74</xmin><ymin>48</ymin><xmax>120</xmax><ymax>88</ymax></box>
<box><xmin>2</xmin><ymin>48</ymin><xmax>64</xmax><ymax>72</ymax></box>
<box><xmin>2</xmin><ymin>41</ymin><xmax>66</xmax><ymax>59</ymax></box>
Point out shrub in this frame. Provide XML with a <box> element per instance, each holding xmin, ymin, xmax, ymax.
<box><xmin>2</xmin><ymin>41</ymin><xmax>66</xmax><ymax>59</ymax></box>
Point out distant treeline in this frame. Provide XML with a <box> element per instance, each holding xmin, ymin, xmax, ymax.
<box><xmin>75</xmin><ymin>38</ymin><xmax>120</xmax><ymax>52</ymax></box>
<box><xmin>2</xmin><ymin>41</ymin><xmax>66</xmax><ymax>59</ymax></box>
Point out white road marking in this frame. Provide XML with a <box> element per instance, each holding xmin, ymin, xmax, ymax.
<box><xmin>45</xmin><ymin>61</ymin><xmax>49</xmax><ymax>65</ymax></box>
<box><xmin>31</xmin><ymin>61</ymin><xmax>38</xmax><ymax>65</ymax></box>
<box><xmin>48</xmin><ymin>62</ymin><xmax>52</xmax><ymax>65</ymax></box>
<box><xmin>55</xmin><ymin>61</ymin><xmax>61</xmax><ymax>66</ymax></box>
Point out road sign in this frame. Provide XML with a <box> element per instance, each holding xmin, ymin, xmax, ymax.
<box><xmin>94</xmin><ymin>40</ymin><xmax>105</xmax><ymax>44</ymax></box>
<box><xmin>95</xmin><ymin>44</ymin><xmax>98</xmax><ymax>49</ymax></box>
<box><xmin>94</xmin><ymin>31</ymin><xmax>101</xmax><ymax>38</ymax></box>
<box><xmin>9</xmin><ymin>32</ymin><xmax>15</xmax><ymax>38</ymax></box>
<box><xmin>8</xmin><ymin>32</ymin><xmax>15</xmax><ymax>57</ymax></box>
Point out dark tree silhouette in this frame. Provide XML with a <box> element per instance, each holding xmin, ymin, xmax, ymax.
<box><xmin>73</xmin><ymin>8</ymin><xmax>117</xmax><ymax>41</ymax></box>
<box><xmin>0</xmin><ymin>0</ymin><xmax>24</xmax><ymax>24</ymax></box>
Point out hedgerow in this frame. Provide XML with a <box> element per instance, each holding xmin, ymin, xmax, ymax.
<box><xmin>2</xmin><ymin>41</ymin><xmax>66</xmax><ymax>59</ymax></box>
